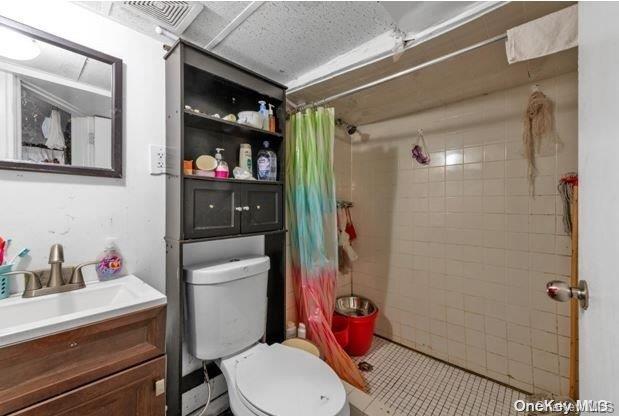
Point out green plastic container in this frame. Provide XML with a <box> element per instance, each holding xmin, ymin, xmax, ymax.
<box><xmin>0</xmin><ymin>264</ymin><xmax>13</xmax><ymax>300</ymax></box>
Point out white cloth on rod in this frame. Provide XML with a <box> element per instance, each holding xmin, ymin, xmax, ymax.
<box><xmin>45</xmin><ymin>109</ymin><xmax>66</xmax><ymax>150</ymax></box>
<box><xmin>506</xmin><ymin>4</ymin><xmax>577</xmax><ymax>64</ymax></box>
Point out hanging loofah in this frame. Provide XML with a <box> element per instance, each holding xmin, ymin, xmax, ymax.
<box><xmin>522</xmin><ymin>90</ymin><xmax>558</xmax><ymax>195</ymax></box>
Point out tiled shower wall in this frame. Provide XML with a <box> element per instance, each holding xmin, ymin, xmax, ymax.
<box><xmin>285</xmin><ymin>131</ymin><xmax>353</xmax><ymax>322</ymax></box>
<box><xmin>348</xmin><ymin>72</ymin><xmax>577</xmax><ymax>395</ymax></box>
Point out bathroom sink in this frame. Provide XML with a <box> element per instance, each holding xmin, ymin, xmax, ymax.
<box><xmin>0</xmin><ymin>274</ymin><xmax>166</xmax><ymax>347</ymax></box>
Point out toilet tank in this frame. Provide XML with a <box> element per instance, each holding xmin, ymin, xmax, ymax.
<box><xmin>185</xmin><ymin>256</ymin><xmax>270</xmax><ymax>360</ymax></box>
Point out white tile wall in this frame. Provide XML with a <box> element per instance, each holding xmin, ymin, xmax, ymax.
<box><xmin>347</xmin><ymin>72</ymin><xmax>577</xmax><ymax>395</ymax></box>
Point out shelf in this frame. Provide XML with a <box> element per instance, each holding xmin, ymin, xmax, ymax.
<box><xmin>184</xmin><ymin>110</ymin><xmax>283</xmax><ymax>140</ymax></box>
<box><xmin>184</xmin><ymin>175</ymin><xmax>283</xmax><ymax>185</ymax></box>
<box><xmin>177</xmin><ymin>228</ymin><xmax>288</xmax><ymax>245</ymax></box>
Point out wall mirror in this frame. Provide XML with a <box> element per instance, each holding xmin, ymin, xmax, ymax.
<box><xmin>0</xmin><ymin>16</ymin><xmax>122</xmax><ymax>178</ymax></box>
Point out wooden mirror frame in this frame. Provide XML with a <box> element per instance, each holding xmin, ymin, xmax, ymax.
<box><xmin>0</xmin><ymin>15</ymin><xmax>123</xmax><ymax>178</ymax></box>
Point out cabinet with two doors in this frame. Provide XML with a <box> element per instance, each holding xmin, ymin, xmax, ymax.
<box><xmin>184</xmin><ymin>178</ymin><xmax>283</xmax><ymax>239</ymax></box>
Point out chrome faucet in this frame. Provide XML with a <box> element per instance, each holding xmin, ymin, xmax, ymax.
<box><xmin>4</xmin><ymin>244</ymin><xmax>97</xmax><ymax>298</ymax></box>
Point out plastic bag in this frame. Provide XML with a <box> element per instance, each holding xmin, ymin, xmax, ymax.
<box><xmin>412</xmin><ymin>129</ymin><xmax>430</xmax><ymax>165</ymax></box>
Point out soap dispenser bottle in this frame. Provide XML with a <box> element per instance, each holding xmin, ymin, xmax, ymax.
<box><xmin>268</xmin><ymin>103</ymin><xmax>276</xmax><ymax>132</ymax></box>
<box><xmin>214</xmin><ymin>148</ymin><xmax>229</xmax><ymax>179</ymax></box>
<box><xmin>258</xmin><ymin>100</ymin><xmax>269</xmax><ymax>130</ymax></box>
<box><xmin>96</xmin><ymin>238</ymin><xmax>124</xmax><ymax>281</ymax></box>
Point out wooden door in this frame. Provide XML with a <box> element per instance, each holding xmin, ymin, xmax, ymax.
<box><xmin>579</xmin><ymin>3</ymin><xmax>619</xmax><ymax>405</ymax></box>
<box><xmin>184</xmin><ymin>179</ymin><xmax>241</xmax><ymax>238</ymax></box>
<box><xmin>241</xmin><ymin>183</ymin><xmax>283</xmax><ymax>233</ymax></box>
<box><xmin>12</xmin><ymin>357</ymin><xmax>165</xmax><ymax>416</ymax></box>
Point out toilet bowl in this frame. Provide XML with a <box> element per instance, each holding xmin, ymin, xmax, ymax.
<box><xmin>184</xmin><ymin>256</ymin><xmax>350</xmax><ymax>416</ymax></box>
<box><xmin>218</xmin><ymin>343</ymin><xmax>350</xmax><ymax>416</ymax></box>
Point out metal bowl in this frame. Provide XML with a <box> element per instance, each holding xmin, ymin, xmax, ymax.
<box><xmin>335</xmin><ymin>296</ymin><xmax>377</xmax><ymax>317</ymax></box>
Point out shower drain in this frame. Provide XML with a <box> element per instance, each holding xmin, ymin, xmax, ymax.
<box><xmin>358</xmin><ymin>361</ymin><xmax>374</xmax><ymax>372</ymax></box>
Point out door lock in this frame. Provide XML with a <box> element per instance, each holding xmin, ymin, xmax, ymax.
<box><xmin>546</xmin><ymin>280</ymin><xmax>589</xmax><ymax>310</ymax></box>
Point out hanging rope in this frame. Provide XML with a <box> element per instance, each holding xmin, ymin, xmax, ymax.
<box><xmin>522</xmin><ymin>90</ymin><xmax>559</xmax><ymax>195</ymax></box>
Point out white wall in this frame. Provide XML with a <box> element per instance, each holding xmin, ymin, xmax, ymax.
<box><xmin>348</xmin><ymin>73</ymin><xmax>577</xmax><ymax>395</ymax></box>
<box><xmin>0</xmin><ymin>2</ymin><xmax>166</xmax><ymax>293</ymax></box>
<box><xmin>578</xmin><ymin>2</ymin><xmax>619</xmax><ymax>406</ymax></box>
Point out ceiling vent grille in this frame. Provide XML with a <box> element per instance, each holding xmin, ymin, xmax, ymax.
<box><xmin>121</xmin><ymin>1</ymin><xmax>202</xmax><ymax>34</ymax></box>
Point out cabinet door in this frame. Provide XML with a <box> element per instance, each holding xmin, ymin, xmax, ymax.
<box><xmin>12</xmin><ymin>357</ymin><xmax>165</xmax><ymax>416</ymax></box>
<box><xmin>184</xmin><ymin>179</ymin><xmax>241</xmax><ymax>239</ymax></box>
<box><xmin>241</xmin><ymin>183</ymin><xmax>283</xmax><ymax>234</ymax></box>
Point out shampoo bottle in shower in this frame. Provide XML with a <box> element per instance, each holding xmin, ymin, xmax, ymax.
<box><xmin>96</xmin><ymin>238</ymin><xmax>124</xmax><ymax>281</ymax></box>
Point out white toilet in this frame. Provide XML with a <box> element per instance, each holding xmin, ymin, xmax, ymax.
<box><xmin>185</xmin><ymin>256</ymin><xmax>350</xmax><ymax>416</ymax></box>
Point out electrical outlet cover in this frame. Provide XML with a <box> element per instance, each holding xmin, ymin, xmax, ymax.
<box><xmin>149</xmin><ymin>144</ymin><xmax>166</xmax><ymax>174</ymax></box>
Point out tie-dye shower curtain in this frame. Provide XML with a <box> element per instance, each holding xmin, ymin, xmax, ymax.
<box><xmin>286</xmin><ymin>107</ymin><xmax>365</xmax><ymax>389</ymax></box>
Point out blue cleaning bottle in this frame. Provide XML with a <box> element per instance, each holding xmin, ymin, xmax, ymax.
<box><xmin>258</xmin><ymin>100</ymin><xmax>269</xmax><ymax>130</ymax></box>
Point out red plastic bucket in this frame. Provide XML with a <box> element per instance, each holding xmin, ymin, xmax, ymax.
<box><xmin>345</xmin><ymin>309</ymin><xmax>378</xmax><ymax>356</ymax></box>
<box><xmin>335</xmin><ymin>296</ymin><xmax>379</xmax><ymax>356</ymax></box>
<box><xmin>332</xmin><ymin>313</ymin><xmax>349</xmax><ymax>348</ymax></box>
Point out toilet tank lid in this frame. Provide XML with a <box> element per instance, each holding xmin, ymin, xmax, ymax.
<box><xmin>184</xmin><ymin>256</ymin><xmax>270</xmax><ymax>285</ymax></box>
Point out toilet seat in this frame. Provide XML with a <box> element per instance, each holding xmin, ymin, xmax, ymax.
<box><xmin>234</xmin><ymin>344</ymin><xmax>347</xmax><ymax>416</ymax></box>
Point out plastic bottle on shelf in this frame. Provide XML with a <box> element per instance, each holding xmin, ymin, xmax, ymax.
<box><xmin>239</xmin><ymin>143</ymin><xmax>252</xmax><ymax>174</ymax></box>
<box><xmin>214</xmin><ymin>148</ymin><xmax>229</xmax><ymax>179</ymax></box>
<box><xmin>256</xmin><ymin>141</ymin><xmax>277</xmax><ymax>181</ymax></box>
<box><xmin>258</xmin><ymin>100</ymin><xmax>269</xmax><ymax>130</ymax></box>
<box><xmin>268</xmin><ymin>103</ymin><xmax>276</xmax><ymax>132</ymax></box>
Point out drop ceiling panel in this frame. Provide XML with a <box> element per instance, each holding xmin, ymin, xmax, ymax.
<box><xmin>381</xmin><ymin>1</ymin><xmax>478</xmax><ymax>34</ymax></box>
<box><xmin>288</xmin><ymin>2</ymin><xmax>577</xmax><ymax>125</ymax></box>
<box><xmin>210</xmin><ymin>1</ymin><xmax>395</xmax><ymax>84</ymax></box>
<box><xmin>0</xmin><ymin>41</ymin><xmax>111</xmax><ymax>91</ymax></box>
<box><xmin>79</xmin><ymin>58</ymin><xmax>112</xmax><ymax>91</ymax></box>
<box><xmin>183</xmin><ymin>2</ymin><xmax>251</xmax><ymax>46</ymax></box>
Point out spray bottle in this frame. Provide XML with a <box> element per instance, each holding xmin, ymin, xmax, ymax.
<box><xmin>258</xmin><ymin>100</ymin><xmax>269</xmax><ymax>130</ymax></box>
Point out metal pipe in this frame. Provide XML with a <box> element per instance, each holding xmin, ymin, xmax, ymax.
<box><xmin>205</xmin><ymin>1</ymin><xmax>264</xmax><ymax>50</ymax></box>
<box><xmin>296</xmin><ymin>33</ymin><xmax>507</xmax><ymax>110</ymax></box>
<box><xmin>287</xmin><ymin>2</ymin><xmax>506</xmax><ymax>95</ymax></box>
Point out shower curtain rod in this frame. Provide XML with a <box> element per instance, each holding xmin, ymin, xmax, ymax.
<box><xmin>294</xmin><ymin>33</ymin><xmax>508</xmax><ymax>111</ymax></box>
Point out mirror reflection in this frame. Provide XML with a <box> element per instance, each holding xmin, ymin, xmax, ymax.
<box><xmin>0</xmin><ymin>25</ymin><xmax>113</xmax><ymax>169</ymax></box>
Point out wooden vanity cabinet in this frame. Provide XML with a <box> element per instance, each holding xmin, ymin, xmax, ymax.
<box><xmin>11</xmin><ymin>357</ymin><xmax>165</xmax><ymax>416</ymax></box>
<box><xmin>0</xmin><ymin>306</ymin><xmax>166</xmax><ymax>416</ymax></box>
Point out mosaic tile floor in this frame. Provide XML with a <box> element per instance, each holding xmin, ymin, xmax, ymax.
<box><xmin>352</xmin><ymin>337</ymin><xmax>527</xmax><ymax>416</ymax></box>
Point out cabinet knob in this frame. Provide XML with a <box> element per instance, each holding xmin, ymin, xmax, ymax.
<box><xmin>155</xmin><ymin>379</ymin><xmax>165</xmax><ymax>396</ymax></box>
<box><xmin>256</xmin><ymin>205</ymin><xmax>261</xmax><ymax>210</ymax></box>
<box><xmin>235</xmin><ymin>207</ymin><xmax>243</xmax><ymax>211</ymax></box>
<box><xmin>209</xmin><ymin>204</ymin><xmax>214</xmax><ymax>209</ymax></box>
<box><xmin>243</xmin><ymin>206</ymin><xmax>250</xmax><ymax>211</ymax></box>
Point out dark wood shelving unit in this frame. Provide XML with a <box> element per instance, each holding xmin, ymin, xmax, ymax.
<box><xmin>184</xmin><ymin>109</ymin><xmax>284</xmax><ymax>140</ymax></box>
<box><xmin>164</xmin><ymin>40</ymin><xmax>287</xmax><ymax>416</ymax></box>
<box><xmin>183</xmin><ymin>174</ymin><xmax>283</xmax><ymax>186</ymax></box>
